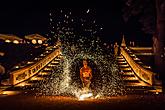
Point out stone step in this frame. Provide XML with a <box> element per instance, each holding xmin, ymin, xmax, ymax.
<box><xmin>117</xmin><ymin>59</ymin><xmax>125</xmax><ymax>61</ymax></box>
<box><xmin>38</xmin><ymin>71</ymin><xmax>50</xmax><ymax>76</ymax></box>
<box><xmin>119</xmin><ymin>64</ymin><xmax>129</xmax><ymax>68</ymax></box>
<box><xmin>30</xmin><ymin>76</ymin><xmax>43</xmax><ymax>81</ymax></box>
<box><xmin>125</xmin><ymin>82</ymin><xmax>142</xmax><ymax>87</ymax></box>
<box><xmin>51</xmin><ymin>61</ymin><xmax>60</xmax><ymax>64</ymax></box>
<box><xmin>118</xmin><ymin>62</ymin><xmax>127</xmax><ymax>65</ymax></box>
<box><xmin>133</xmin><ymin>57</ymin><xmax>140</xmax><ymax>61</ymax></box>
<box><xmin>117</xmin><ymin>55</ymin><xmax>125</xmax><ymax>58</ymax></box>
<box><xmin>43</xmin><ymin>67</ymin><xmax>52</xmax><ymax>71</ymax></box>
<box><xmin>121</xmin><ymin>71</ymin><xmax>134</xmax><ymax>75</ymax></box>
<box><xmin>117</xmin><ymin>56</ymin><xmax>124</xmax><ymax>59</ymax></box>
<box><xmin>54</xmin><ymin>58</ymin><xmax>61</xmax><ymax>61</ymax></box>
<box><xmin>14</xmin><ymin>82</ymin><xmax>33</xmax><ymax>88</ymax></box>
<box><xmin>123</xmin><ymin>79</ymin><xmax>139</xmax><ymax>83</ymax></box>
<box><xmin>120</xmin><ymin>67</ymin><xmax>132</xmax><ymax>71</ymax></box>
<box><xmin>122</xmin><ymin>76</ymin><xmax>138</xmax><ymax>81</ymax></box>
<box><xmin>126</xmin><ymin>85</ymin><xmax>154</xmax><ymax>90</ymax></box>
<box><xmin>47</xmin><ymin>64</ymin><xmax>57</xmax><ymax>67</ymax></box>
<box><xmin>125</xmin><ymin>81</ymin><xmax>149</xmax><ymax>87</ymax></box>
<box><xmin>37</xmin><ymin>74</ymin><xmax>51</xmax><ymax>78</ymax></box>
<box><xmin>28</xmin><ymin>80</ymin><xmax>43</xmax><ymax>84</ymax></box>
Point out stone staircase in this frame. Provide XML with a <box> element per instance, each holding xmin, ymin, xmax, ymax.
<box><xmin>0</xmin><ymin>54</ymin><xmax>62</xmax><ymax>95</ymax></box>
<box><xmin>117</xmin><ymin>55</ymin><xmax>158</xmax><ymax>94</ymax></box>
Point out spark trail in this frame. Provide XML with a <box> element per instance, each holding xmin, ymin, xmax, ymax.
<box><xmin>35</xmin><ymin>9</ymin><xmax>126</xmax><ymax>99</ymax></box>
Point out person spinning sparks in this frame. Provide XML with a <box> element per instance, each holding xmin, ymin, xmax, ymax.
<box><xmin>80</xmin><ymin>60</ymin><xmax>92</xmax><ymax>92</ymax></box>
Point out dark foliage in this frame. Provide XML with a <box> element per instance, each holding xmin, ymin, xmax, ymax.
<box><xmin>122</xmin><ymin>0</ymin><xmax>156</xmax><ymax>34</ymax></box>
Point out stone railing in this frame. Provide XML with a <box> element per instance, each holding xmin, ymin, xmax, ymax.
<box><xmin>120</xmin><ymin>47</ymin><xmax>155</xmax><ymax>85</ymax></box>
<box><xmin>10</xmin><ymin>47</ymin><xmax>61</xmax><ymax>85</ymax></box>
<box><xmin>129</xmin><ymin>47</ymin><xmax>153</xmax><ymax>51</ymax></box>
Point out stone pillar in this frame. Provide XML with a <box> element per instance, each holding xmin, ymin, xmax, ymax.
<box><xmin>121</xmin><ymin>35</ymin><xmax>126</xmax><ymax>47</ymax></box>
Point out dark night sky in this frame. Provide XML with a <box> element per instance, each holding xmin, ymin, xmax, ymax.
<box><xmin>0</xmin><ymin>1</ymin><xmax>152</xmax><ymax>45</ymax></box>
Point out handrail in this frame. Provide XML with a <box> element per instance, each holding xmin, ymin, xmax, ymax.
<box><xmin>10</xmin><ymin>47</ymin><xmax>61</xmax><ymax>85</ymax></box>
<box><xmin>120</xmin><ymin>47</ymin><xmax>154</xmax><ymax>85</ymax></box>
<box><xmin>129</xmin><ymin>47</ymin><xmax>153</xmax><ymax>51</ymax></box>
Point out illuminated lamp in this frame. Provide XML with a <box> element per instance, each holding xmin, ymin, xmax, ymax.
<box><xmin>5</xmin><ymin>39</ymin><xmax>11</xmax><ymax>43</ymax></box>
<box><xmin>38</xmin><ymin>40</ymin><xmax>43</xmax><ymax>44</ymax></box>
<box><xmin>13</xmin><ymin>40</ymin><xmax>19</xmax><ymax>44</ymax></box>
<box><xmin>15</xmin><ymin>66</ymin><xmax>19</xmax><ymax>68</ymax></box>
<box><xmin>32</xmin><ymin>39</ymin><xmax>37</xmax><ymax>44</ymax></box>
<box><xmin>43</xmin><ymin>44</ymin><xmax>48</xmax><ymax>46</ymax></box>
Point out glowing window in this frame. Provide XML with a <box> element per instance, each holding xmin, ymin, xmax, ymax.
<box><xmin>32</xmin><ymin>39</ymin><xmax>37</xmax><ymax>44</ymax></box>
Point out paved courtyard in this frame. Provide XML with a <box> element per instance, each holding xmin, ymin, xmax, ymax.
<box><xmin>0</xmin><ymin>93</ymin><xmax>165</xmax><ymax>110</ymax></box>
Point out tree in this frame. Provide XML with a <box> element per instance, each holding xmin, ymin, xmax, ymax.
<box><xmin>155</xmin><ymin>0</ymin><xmax>165</xmax><ymax>81</ymax></box>
<box><xmin>123</xmin><ymin>0</ymin><xmax>165</xmax><ymax>83</ymax></box>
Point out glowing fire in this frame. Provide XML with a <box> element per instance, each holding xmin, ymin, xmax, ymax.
<box><xmin>79</xmin><ymin>92</ymin><xmax>93</xmax><ymax>100</ymax></box>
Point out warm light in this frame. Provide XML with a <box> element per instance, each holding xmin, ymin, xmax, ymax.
<box><xmin>0</xmin><ymin>52</ymin><xmax>5</xmax><ymax>56</ymax></box>
<box><xmin>32</xmin><ymin>39</ymin><xmax>37</xmax><ymax>44</ymax></box>
<box><xmin>119</xmin><ymin>64</ymin><xmax>129</xmax><ymax>67</ymax></box>
<box><xmin>117</xmin><ymin>56</ymin><xmax>123</xmax><ymax>59</ymax></box>
<box><xmin>15</xmin><ymin>66</ymin><xmax>19</xmax><ymax>69</ymax></box>
<box><xmin>144</xmin><ymin>66</ymin><xmax>151</xmax><ymax>69</ymax></box>
<box><xmin>58</xmin><ymin>55</ymin><xmax>63</xmax><ymax>59</ymax></box>
<box><xmin>2</xmin><ymin>91</ymin><xmax>20</xmax><ymax>96</ymax></box>
<box><xmin>27</xmin><ymin>61</ymin><xmax>34</xmax><ymax>64</ymax></box>
<box><xmin>51</xmin><ymin>61</ymin><xmax>59</xmax><ymax>64</ymax></box>
<box><xmin>121</xmin><ymin>67</ymin><xmax>131</xmax><ymax>71</ymax></box>
<box><xmin>39</xmin><ymin>71</ymin><xmax>49</xmax><ymax>75</ymax></box>
<box><xmin>46</xmin><ymin>51</ymin><xmax>50</xmax><ymax>53</ymax></box>
<box><xmin>48</xmin><ymin>64</ymin><xmax>56</xmax><ymax>67</ymax></box>
<box><xmin>118</xmin><ymin>61</ymin><xmax>127</xmax><ymax>64</ymax></box>
<box><xmin>30</xmin><ymin>76</ymin><xmax>43</xmax><ymax>81</ymax></box>
<box><xmin>53</xmin><ymin>46</ymin><xmax>57</xmax><ymax>48</ymax></box>
<box><xmin>38</xmin><ymin>40</ymin><xmax>43</xmax><ymax>44</ymax></box>
<box><xmin>43</xmin><ymin>44</ymin><xmax>48</xmax><ymax>46</ymax></box>
<box><xmin>123</xmin><ymin>71</ymin><xmax>134</xmax><ymax>75</ymax></box>
<box><xmin>55</xmin><ymin>58</ymin><xmax>61</xmax><ymax>61</ymax></box>
<box><xmin>124</xmin><ymin>77</ymin><xmax>138</xmax><ymax>80</ymax></box>
<box><xmin>46</xmin><ymin>48</ymin><xmax>53</xmax><ymax>51</ymax></box>
<box><xmin>13</xmin><ymin>40</ymin><xmax>19</xmax><ymax>44</ymax></box>
<box><xmin>59</xmin><ymin>51</ymin><xmax>62</xmax><ymax>55</ymax></box>
<box><xmin>118</xmin><ymin>59</ymin><xmax>125</xmax><ymax>61</ymax></box>
<box><xmin>130</xmin><ymin>54</ymin><xmax>135</xmax><ymax>57</ymax></box>
<box><xmin>94</xmin><ymin>94</ymin><xmax>101</xmax><ymax>99</ymax></box>
<box><xmin>44</xmin><ymin>67</ymin><xmax>52</xmax><ymax>71</ymax></box>
<box><xmin>134</xmin><ymin>58</ymin><xmax>140</xmax><ymax>60</ymax></box>
<box><xmin>79</xmin><ymin>93</ymin><xmax>93</xmax><ymax>100</ymax></box>
<box><xmin>34</xmin><ymin>58</ymin><xmax>38</xmax><ymax>60</ymax></box>
<box><xmin>40</xmin><ymin>54</ymin><xmax>45</xmax><ymax>57</ymax></box>
<box><xmin>5</xmin><ymin>39</ymin><xmax>11</xmax><ymax>43</ymax></box>
<box><xmin>15</xmin><ymin>82</ymin><xmax>31</xmax><ymax>87</ymax></box>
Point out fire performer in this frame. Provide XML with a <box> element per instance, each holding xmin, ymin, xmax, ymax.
<box><xmin>80</xmin><ymin>60</ymin><xmax>92</xmax><ymax>92</ymax></box>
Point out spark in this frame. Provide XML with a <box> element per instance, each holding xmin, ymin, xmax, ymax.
<box><xmin>79</xmin><ymin>93</ymin><xmax>93</xmax><ymax>100</ymax></box>
<box><xmin>30</xmin><ymin>9</ymin><xmax>126</xmax><ymax>99</ymax></box>
<box><xmin>87</xmin><ymin>9</ymin><xmax>90</xmax><ymax>13</ymax></box>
